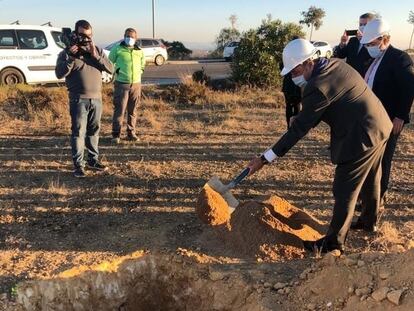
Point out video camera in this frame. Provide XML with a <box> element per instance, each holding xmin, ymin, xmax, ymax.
<box><xmin>61</xmin><ymin>27</ymin><xmax>92</xmax><ymax>55</ymax></box>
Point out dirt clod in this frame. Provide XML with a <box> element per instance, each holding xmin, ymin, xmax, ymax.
<box><xmin>371</xmin><ymin>287</ymin><xmax>389</xmax><ymax>302</ymax></box>
<box><xmin>387</xmin><ymin>289</ymin><xmax>404</xmax><ymax>306</ymax></box>
<box><xmin>196</xmin><ymin>184</ymin><xmax>231</xmax><ymax>226</ymax></box>
<box><xmin>227</xmin><ymin>196</ymin><xmax>325</xmax><ymax>261</ymax></box>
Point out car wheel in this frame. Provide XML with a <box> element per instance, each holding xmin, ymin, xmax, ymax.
<box><xmin>326</xmin><ymin>51</ymin><xmax>332</xmax><ymax>58</ymax></box>
<box><xmin>155</xmin><ymin>55</ymin><xmax>165</xmax><ymax>66</ymax></box>
<box><xmin>101</xmin><ymin>72</ymin><xmax>114</xmax><ymax>84</ymax></box>
<box><xmin>0</xmin><ymin>68</ymin><xmax>25</xmax><ymax>85</ymax></box>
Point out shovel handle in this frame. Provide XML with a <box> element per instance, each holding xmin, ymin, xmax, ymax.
<box><xmin>228</xmin><ymin>167</ymin><xmax>250</xmax><ymax>189</ymax></box>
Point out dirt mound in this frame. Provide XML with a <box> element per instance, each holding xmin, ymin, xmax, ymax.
<box><xmin>290</xmin><ymin>249</ymin><xmax>414</xmax><ymax>310</ymax></box>
<box><xmin>226</xmin><ymin>196</ymin><xmax>326</xmax><ymax>261</ymax></box>
<box><xmin>196</xmin><ymin>184</ymin><xmax>231</xmax><ymax>226</ymax></box>
<box><xmin>11</xmin><ymin>253</ymin><xmax>265</xmax><ymax>311</ymax></box>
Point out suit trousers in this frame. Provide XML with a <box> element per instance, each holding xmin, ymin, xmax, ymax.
<box><xmin>112</xmin><ymin>81</ymin><xmax>141</xmax><ymax>137</ymax></box>
<box><xmin>325</xmin><ymin>139</ymin><xmax>387</xmax><ymax>248</ymax></box>
<box><xmin>380</xmin><ymin>132</ymin><xmax>400</xmax><ymax>202</ymax></box>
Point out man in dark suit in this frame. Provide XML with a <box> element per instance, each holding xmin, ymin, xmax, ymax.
<box><xmin>282</xmin><ymin>72</ymin><xmax>302</xmax><ymax>129</ymax></box>
<box><xmin>351</xmin><ymin>19</ymin><xmax>414</xmax><ymax>230</ymax></box>
<box><xmin>247</xmin><ymin>39</ymin><xmax>392</xmax><ymax>253</ymax></box>
<box><xmin>335</xmin><ymin>13</ymin><xmax>375</xmax><ymax>76</ymax></box>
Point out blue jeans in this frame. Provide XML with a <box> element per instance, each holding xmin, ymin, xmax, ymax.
<box><xmin>69</xmin><ymin>98</ymin><xmax>102</xmax><ymax>168</ymax></box>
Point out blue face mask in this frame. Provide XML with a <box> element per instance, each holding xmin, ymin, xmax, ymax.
<box><xmin>124</xmin><ymin>37</ymin><xmax>136</xmax><ymax>47</ymax></box>
<box><xmin>366</xmin><ymin>45</ymin><xmax>384</xmax><ymax>59</ymax></box>
<box><xmin>292</xmin><ymin>75</ymin><xmax>307</xmax><ymax>88</ymax></box>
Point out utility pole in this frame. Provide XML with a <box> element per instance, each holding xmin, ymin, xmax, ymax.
<box><xmin>152</xmin><ymin>0</ymin><xmax>156</xmax><ymax>38</ymax></box>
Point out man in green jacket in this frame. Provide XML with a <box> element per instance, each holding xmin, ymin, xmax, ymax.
<box><xmin>109</xmin><ymin>28</ymin><xmax>145</xmax><ymax>143</ymax></box>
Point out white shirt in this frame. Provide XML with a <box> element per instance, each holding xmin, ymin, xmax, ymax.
<box><xmin>364</xmin><ymin>51</ymin><xmax>386</xmax><ymax>89</ymax></box>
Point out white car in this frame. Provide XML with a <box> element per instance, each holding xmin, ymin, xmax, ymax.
<box><xmin>0</xmin><ymin>24</ymin><xmax>116</xmax><ymax>85</ymax></box>
<box><xmin>223</xmin><ymin>41</ymin><xmax>239</xmax><ymax>61</ymax></box>
<box><xmin>312</xmin><ymin>41</ymin><xmax>333</xmax><ymax>58</ymax></box>
<box><xmin>104</xmin><ymin>38</ymin><xmax>168</xmax><ymax>66</ymax></box>
<box><xmin>0</xmin><ymin>24</ymin><xmax>66</xmax><ymax>85</ymax></box>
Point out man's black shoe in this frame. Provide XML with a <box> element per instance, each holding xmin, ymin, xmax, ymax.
<box><xmin>303</xmin><ymin>238</ymin><xmax>344</xmax><ymax>254</ymax></box>
<box><xmin>87</xmin><ymin>161</ymin><xmax>108</xmax><ymax>171</ymax></box>
<box><xmin>350</xmin><ymin>221</ymin><xmax>378</xmax><ymax>233</ymax></box>
<box><xmin>127</xmin><ymin>133</ymin><xmax>139</xmax><ymax>142</ymax></box>
<box><xmin>74</xmin><ymin>167</ymin><xmax>86</xmax><ymax>178</ymax></box>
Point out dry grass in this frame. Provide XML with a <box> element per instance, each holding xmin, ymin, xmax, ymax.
<box><xmin>46</xmin><ymin>178</ymin><xmax>69</xmax><ymax>196</ymax></box>
<box><xmin>0</xmin><ymin>83</ymin><xmax>284</xmax><ymax>136</ymax></box>
<box><xmin>369</xmin><ymin>221</ymin><xmax>404</xmax><ymax>251</ymax></box>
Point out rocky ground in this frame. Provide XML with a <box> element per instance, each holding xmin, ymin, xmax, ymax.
<box><xmin>0</xmin><ymin>84</ymin><xmax>413</xmax><ymax>310</ymax></box>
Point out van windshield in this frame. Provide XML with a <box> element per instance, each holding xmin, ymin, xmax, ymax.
<box><xmin>51</xmin><ymin>31</ymin><xmax>65</xmax><ymax>49</ymax></box>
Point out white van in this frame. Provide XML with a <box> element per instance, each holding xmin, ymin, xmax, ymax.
<box><xmin>0</xmin><ymin>24</ymin><xmax>66</xmax><ymax>85</ymax></box>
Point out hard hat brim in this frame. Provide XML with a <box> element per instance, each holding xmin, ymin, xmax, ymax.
<box><xmin>280</xmin><ymin>49</ymin><xmax>317</xmax><ymax>76</ymax></box>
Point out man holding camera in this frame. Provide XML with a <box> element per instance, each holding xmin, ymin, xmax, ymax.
<box><xmin>56</xmin><ymin>20</ymin><xmax>114</xmax><ymax>178</ymax></box>
<box><xmin>335</xmin><ymin>13</ymin><xmax>375</xmax><ymax>76</ymax></box>
<box><xmin>109</xmin><ymin>28</ymin><xmax>145</xmax><ymax>143</ymax></box>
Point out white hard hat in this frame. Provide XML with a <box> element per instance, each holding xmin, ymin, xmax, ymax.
<box><xmin>281</xmin><ymin>39</ymin><xmax>317</xmax><ymax>76</ymax></box>
<box><xmin>360</xmin><ymin>18</ymin><xmax>390</xmax><ymax>44</ymax></box>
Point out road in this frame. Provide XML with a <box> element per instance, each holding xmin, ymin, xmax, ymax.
<box><xmin>142</xmin><ymin>60</ymin><xmax>231</xmax><ymax>85</ymax></box>
<box><xmin>142</xmin><ymin>54</ymin><xmax>414</xmax><ymax>85</ymax></box>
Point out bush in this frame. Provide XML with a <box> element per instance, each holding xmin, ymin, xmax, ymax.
<box><xmin>231</xmin><ymin>19</ymin><xmax>304</xmax><ymax>88</ymax></box>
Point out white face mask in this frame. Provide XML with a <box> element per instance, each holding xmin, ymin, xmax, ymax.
<box><xmin>124</xmin><ymin>37</ymin><xmax>136</xmax><ymax>46</ymax></box>
<box><xmin>359</xmin><ymin>25</ymin><xmax>365</xmax><ymax>34</ymax></box>
<box><xmin>292</xmin><ymin>75</ymin><xmax>307</xmax><ymax>87</ymax></box>
<box><xmin>366</xmin><ymin>45</ymin><xmax>384</xmax><ymax>58</ymax></box>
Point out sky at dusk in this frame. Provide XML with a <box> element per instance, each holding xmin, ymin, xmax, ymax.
<box><xmin>0</xmin><ymin>0</ymin><xmax>412</xmax><ymax>50</ymax></box>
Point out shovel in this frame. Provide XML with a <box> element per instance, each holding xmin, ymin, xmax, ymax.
<box><xmin>205</xmin><ymin>167</ymin><xmax>250</xmax><ymax>214</ymax></box>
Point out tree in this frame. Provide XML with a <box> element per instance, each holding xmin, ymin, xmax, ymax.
<box><xmin>214</xmin><ymin>15</ymin><xmax>240</xmax><ymax>54</ymax></box>
<box><xmin>409</xmin><ymin>10</ymin><xmax>414</xmax><ymax>50</ymax></box>
<box><xmin>229</xmin><ymin>14</ymin><xmax>237</xmax><ymax>30</ymax></box>
<box><xmin>231</xmin><ymin>18</ymin><xmax>305</xmax><ymax>88</ymax></box>
<box><xmin>162</xmin><ymin>40</ymin><xmax>192</xmax><ymax>60</ymax></box>
<box><xmin>299</xmin><ymin>6</ymin><xmax>326</xmax><ymax>41</ymax></box>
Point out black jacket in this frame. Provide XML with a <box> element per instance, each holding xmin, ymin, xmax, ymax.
<box><xmin>370</xmin><ymin>46</ymin><xmax>414</xmax><ymax>124</ymax></box>
<box><xmin>335</xmin><ymin>37</ymin><xmax>373</xmax><ymax>77</ymax></box>
<box><xmin>282</xmin><ymin>73</ymin><xmax>301</xmax><ymax>106</ymax></box>
<box><xmin>272</xmin><ymin>59</ymin><xmax>392</xmax><ymax>165</ymax></box>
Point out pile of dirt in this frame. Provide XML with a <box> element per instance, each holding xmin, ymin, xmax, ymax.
<box><xmin>289</xmin><ymin>249</ymin><xmax>414</xmax><ymax>310</ymax></box>
<box><xmin>9</xmin><ymin>252</ymin><xmax>265</xmax><ymax>311</ymax></box>
<box><xmin>226</xmin><ymin>196</ymin><xmax>326</xmax><ymax>261</ymax></box>
<box><xmin>196</xmin><ymin>184</ymin><xmax>231</xmax><ymax>226</ymax></box>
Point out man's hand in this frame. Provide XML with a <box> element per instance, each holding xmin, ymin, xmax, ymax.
<box><xmin>247</xmin><ymin>156</ymin><xmax>265</xmax><ymax>176</ymax></box>
<box><xmin>68</xmin><ymin>45</ymin><xmax>79</xmax><ymax>57</ymax></box>
<box><xmin>88</xmin><ymin>41</ymin><xmax>97</xmax><ymax>58</ymax></box>
<box><xmin>340</xmin><ymin>31</ymin><xmax>348</xmax><ymax>46</ymax></box>
<box><xmin>392</xmin><ymin>117</ymin><xmax>404</xmax><ymax>135</ymax></box>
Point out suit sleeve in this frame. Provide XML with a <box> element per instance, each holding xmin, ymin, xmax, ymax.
<box><xmin>271</xmin><ymin>87</ymin><xmax>330</xmax><ymax>157</ymax></box>
<box><xmin>335</xmin><ymin>43</ymin><xmax>348</xmax><ymax>59</ymax></box>
<box><xmin>394</xmin><ymin>52</ymin><xmax>414</xmax><ymax>121</ymax></box>
<box><xmin>55</xmin><ymin>50</ymin><xmax>74</xmax><ymax>79</ymax></box>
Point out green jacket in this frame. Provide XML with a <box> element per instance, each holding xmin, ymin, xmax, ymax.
<box><xmin>109</xmin><ymin>42</ymin><xmax>145</xmax><ymax>83</ymax></box>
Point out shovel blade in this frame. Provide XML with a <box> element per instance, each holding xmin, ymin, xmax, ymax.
<box><xmin>205</xmin><ymin>176</ymin><xmax>239</xmax><ymax>212</ymax></box>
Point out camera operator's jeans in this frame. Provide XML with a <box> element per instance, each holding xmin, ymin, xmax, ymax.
<box><xmin>69</xmin><ymin>98</ymin><xmax>102</xmax><ymax>168</ymax></box>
